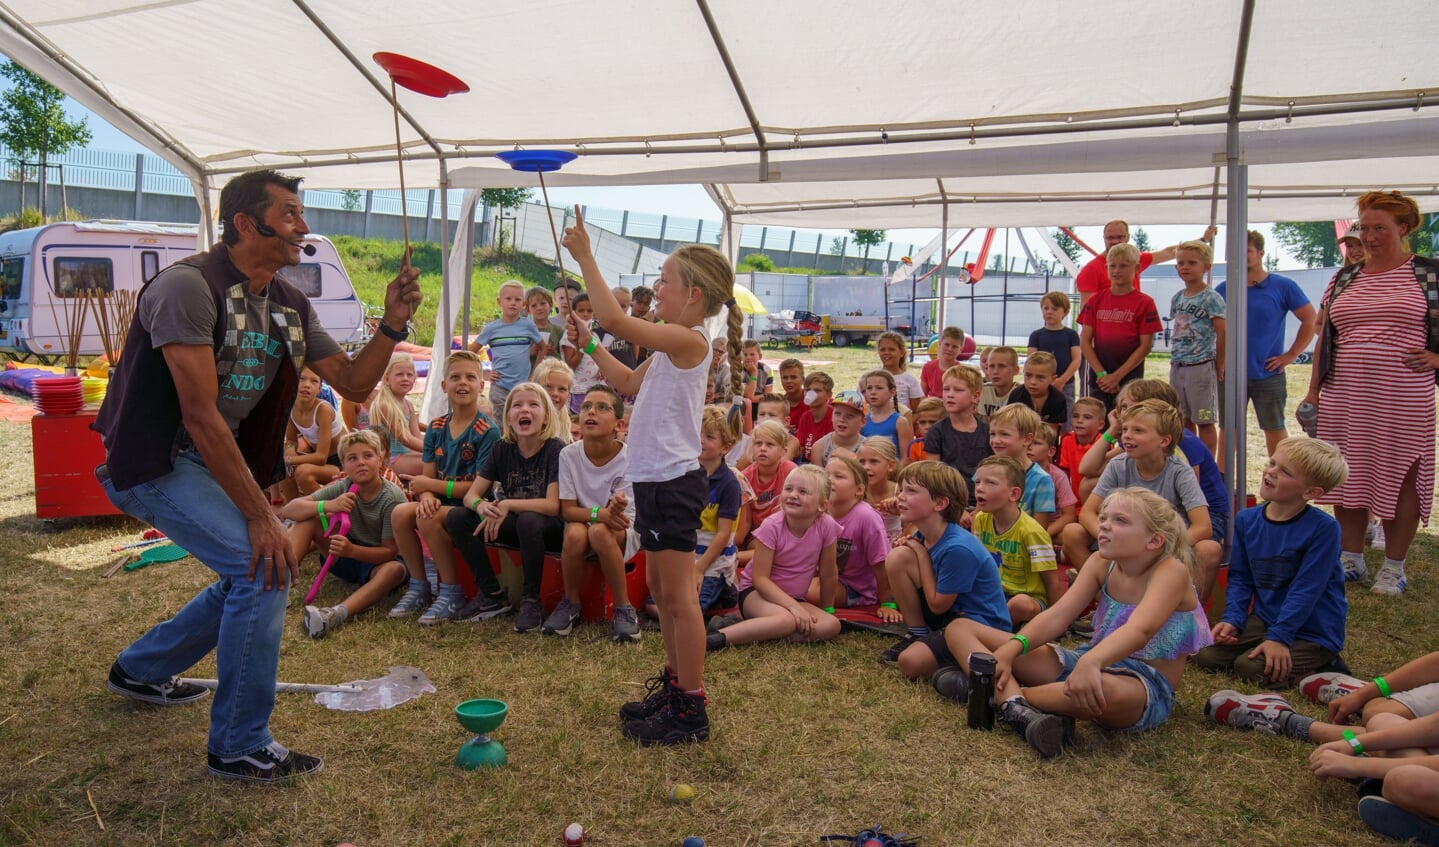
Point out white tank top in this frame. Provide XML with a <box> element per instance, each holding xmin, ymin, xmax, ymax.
<box><xmin>291</xmin><ymin>400</ymin><xmax>345</xmax><ymax>448</ymax></box>
<box><xmin>627</xmin><ymin>325</ymin><xmax>710</xmax><ymax>483</ymax></box>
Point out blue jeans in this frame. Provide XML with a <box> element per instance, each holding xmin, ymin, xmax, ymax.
<box><xmin>100</xmin><ymin>450</ymin><xmax>288</xmax><ymax>758</ymax></box>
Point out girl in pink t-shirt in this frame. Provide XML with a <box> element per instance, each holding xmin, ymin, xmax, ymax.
<box><xmin>814</xmin><ymin>455</ymin><xmax>898</xmax><ymax>622</ymax></box>
<box><xmin>707</xmin><ymin>465</ymin><xmax>840</xmax><ymax>650</ymax></box>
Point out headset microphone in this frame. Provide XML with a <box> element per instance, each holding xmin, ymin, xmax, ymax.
<box><xmin>253</xmin><ymin>221</ymin><xmax>317</xmax><ymax>256</ymax></box>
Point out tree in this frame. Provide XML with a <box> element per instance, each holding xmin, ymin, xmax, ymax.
<box><xmin>1132</xmin><ymin>227</ymin><xmax>1152</xmax><ymax>251</ymax></box>
<box><xmin>850</xmin><ymin>229</ymin><xmax>886</xmax><ymax>268</ymax></box>
<box><xmin>829</xmin><ymin>236</ymin><xmax>846</xmax><ymax>256</ymax></box>
<box><xmin>339</xmin><ymin>189</ymin><xmax>364</xmax><ymax>212</ymax></box>
<box><xmin>1053</xmin><ymin>228</ymin><xmax>1082</xmax><ymax>264</ymax></box>
<box><xmin>481</xmin><ymin>188</ymin><xmax>533</xmax><ymax>255</ymax></box>
<box><xmin>0</xmin><ymin>62</ymin><xmax>91</xmax><ymax>215</ymax></box>
<box><xmin>1264</xmin><ymin>253</ymin><xmax>1279</xmax><ymax>272</ymax></box>
<box><xmin>1272</xmin><ymin>221</ymin><xmax>1342</xmax><ymax>268</ymax></box>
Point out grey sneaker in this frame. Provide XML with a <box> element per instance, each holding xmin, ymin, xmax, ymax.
<box><xmin>418</xmin><ymin>589</ymin><xmax>464</xmax><ymax>626</ymax></box>
<box><xmin>514</xmin><ymin>594</ymin><xmax>544</xmax><ymax>633</ymax></box>
<box><xmin>542</xmin><ymin>597</ymin><xmax>583</xmax><ymax>636</ymax></box>
<box><xmin>388</xmin><ymin>582</ymin><xmax>432</xmax><ymax>618</ymax></box>
<box><xmin>611</xmin><ymin>606</ymin><xmax>641</xmax><ymax>643</ymax></box>
<box><xmin>457</xmin><ymin>589</ymin><xmax>512</xmax><ymax>622</ymax></box>
<box><xmin>303</xmin><ymin>605</ymin><xmax>342</xmax><ymax>639</ymax></box>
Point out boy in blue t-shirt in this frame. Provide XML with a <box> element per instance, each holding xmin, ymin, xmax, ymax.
<box><xmin>880</xmin><ymin>461</ymin><xmax>1010</xmax><ymax>682</ymax></box>
<box><xmin>1197</xmin><ymin>438</ymin><xmax>1349</xmax><ymax>687</ymax></box>
<box><xmin>474</xmin><ymin>280</ymin><xmax>543</xmax><ymax>413</ymax></box>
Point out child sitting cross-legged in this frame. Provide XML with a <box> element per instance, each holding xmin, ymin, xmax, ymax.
<box><xmin>694</xmin><ymin>407</ymin><xmax>744</xmax><ymax>616</ymax></box>
<box><xmin>972</xmin><ymin>455</ymin><xmax>1064</xmax><ymax>627</ymax></box>
<box><xmin>706</xmin><ymin>464</ymin><xmax>841</xmax><ymax>651</ymax></box>
<box><xmin>815</xmin><ymin>455</ymin><xmax>898</xmax><ymax>622</ymax></box>
<box><xmin>880</xmin><ymin>461</ymin><xmax>1010</xmax><ymax>679</ymax></box>
<box><xmin>544</xmin><ymin>385</ymin><xmax>642</xmax><ymax>641</ymax></box>
<box><xmin>447</xmin><ymin>382</ymin><xmax>567</xmax><ymax>634</ymax></box>
<box><xmin>942</xmin><ymin>487</ymin><xmax>1214</xmax><ymax>758</ymax></box>
<box><xmin>1196</xmin><ymin>437</ymin><xmax>1349</xmax><ymax>687</ymax></box>
<box><xmin>283</xmin><ymin>430</ymin><xmax>409</xmax><ymax>639</ymax></box>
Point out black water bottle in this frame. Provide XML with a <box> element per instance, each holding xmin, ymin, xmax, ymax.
<box><xmin>967</xmin><ymin>652</ymin><xmax>997</xmax><ymax>730</ymax></box>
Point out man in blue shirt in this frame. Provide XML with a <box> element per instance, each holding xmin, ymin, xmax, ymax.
<box><xmin>1214</xmin><ymin>231</ymin><xmax>1317</xmax><ymax>456</ymax></box>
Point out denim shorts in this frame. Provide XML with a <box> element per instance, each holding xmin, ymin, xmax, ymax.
<box><xmin>1210</xmin><ymin>508</ymin><xmax>1231</xmax><ymax>545</ymax></box>
<box><xmin>1051</xmin><ymin>642</ymin><xmax>1176</xmax><ymax>732</ymax></box>
<box><xmin>1219</xmin><ymin>372</ymin><xmax>1287</xmax><ymax>432</ymax></box>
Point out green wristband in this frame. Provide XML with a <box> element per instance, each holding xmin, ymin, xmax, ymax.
<box><xmin>880</xmin><ymin>601</ymin><xmax>899</xmax><ymax>610</ymax></box>
<box><xmin>1375</xmin><ymin>677</ymin><xmax>1393</xmax><ymax>698</ymax></box>
<box><xmin>1098</xmin><ymin>370</ymin><xmax>1109</xmax><ymax>378</ymax></box>
<box><xmin>1011</xmin><ymin>633</ymin><xmax>1031</xmax><ymax>654</ymax></box>
<box><xmin>1342</xmin><ymin>730</ymin><xmax>1365</xmax><ymax>755</ymax></box>
<box><xmin>317</xmin><ymin>500</ymin><xmax>329</xmax><ymax>534</ymax></box>
<box><xmin>446</xmin><ymin>480</ymin><xmax>455</xmax><ymax>499</ymax></box>
<box><xmin>470</xmin><ymin>497</ymin><xmax>483</xmax><ymax>512</ymax></box>
<box><xmin>822</xmin><ymin>606</ymin><xmax>835</xmax><ymax>614</ymax></box>
<box><xmin>590</xmin><ymin>506</ymin><xmax>600</xmax><ymax>524</ymax></box>
<box><xmin>1101</xmin><ymin>432</ymin><xmax>1116</xmax><ymax>445</ymax></box>
<box><xmin>582</xmin><ymin>337</ymin><xmax>599</xmax><ymax>355</ymax></box>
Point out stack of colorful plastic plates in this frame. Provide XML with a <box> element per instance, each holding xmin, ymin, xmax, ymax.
<box><xmin>35</xmin><ymin>376</ymin><xmax>84</xmax><ymax>415</ymax></box>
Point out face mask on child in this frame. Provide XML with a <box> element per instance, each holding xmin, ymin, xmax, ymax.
<box><xmin>804</xmin><ymin>390</ymin><xmax>819</xmax><ymax>405</ymax></box>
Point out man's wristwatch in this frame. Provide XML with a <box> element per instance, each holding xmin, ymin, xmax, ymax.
<box><xmin>377</xmin><ymin>321</ymin><xmax>409</xmax><ymax>343</ymax></box>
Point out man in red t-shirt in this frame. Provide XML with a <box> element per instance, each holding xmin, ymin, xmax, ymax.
<box><xmin>1074</xmin><ymin>220</ymin><xmax>1215</xmax><ymax>311</ymax></box>
<box><xmin>1077</xmin><ymin>243</ymin><xmax>1163</xmax><ymax>411</ymax></box>
<box><xmin>787</xmin><ymin>372</ymin><xmax>834</xmax><ymax>463</ymax></box>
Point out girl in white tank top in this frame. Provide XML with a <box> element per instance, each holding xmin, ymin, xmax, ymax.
<box><xmin>563</xmin><ymin>214</ymin><xmax>742</xmax><ymax>747</ymax></box>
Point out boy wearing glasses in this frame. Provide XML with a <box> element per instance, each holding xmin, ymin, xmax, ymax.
<box><xmin>548</xmin><ymin>385</ymin><xmax>642</xmax><ymax>641</ymax></box>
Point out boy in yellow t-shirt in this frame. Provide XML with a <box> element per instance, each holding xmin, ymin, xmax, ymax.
<box><xmin>970</xmin><ymin>455</ymin><xmax>1063</xmax><ymax>626</ymax></box>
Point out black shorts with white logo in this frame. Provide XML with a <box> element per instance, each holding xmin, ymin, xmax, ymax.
<box><xmin>633</xmin><ymin>466</ymin><xmax>708</xmax><ymax>553</ymax></box>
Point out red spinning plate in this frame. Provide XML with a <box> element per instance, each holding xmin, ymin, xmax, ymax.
<box><xmin>373</xmin><ymin>52</ymin><xmax>469</xmax><ymax>98</ymax></box>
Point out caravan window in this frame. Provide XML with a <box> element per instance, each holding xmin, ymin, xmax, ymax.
<box><xmin>0</xmin><ymin>257</ymin><xmax>22</xmax><ymax>300</ymax></box>
<box><xmin>54</xmin><ymin>257</ymin><xmax>114</xmax><ymax>296</ymax></box>
<box><xmin>141</xmin><ymin>251</ymin><xmax>160</xmax><ymax>283</ymax></box>
<box><xmin>275</xmin><ymin>263</ymin><xmax>322</xmax><ymax>298</ymax></box>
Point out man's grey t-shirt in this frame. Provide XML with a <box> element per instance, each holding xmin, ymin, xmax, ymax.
<box><xmin>1093</xmin><ymin>453</ymin><xmax>1208</xmax><ymax>524</ymax></box>
<box><xmin>137</xmin><ymin>264</ymin><xmax>341</xmax><ymax>434</ymax></box>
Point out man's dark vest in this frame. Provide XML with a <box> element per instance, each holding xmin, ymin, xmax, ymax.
<box><xmin>94</xmin><ymin>243</ymin><xmax>314</xmax><ymax>491</ymax></box>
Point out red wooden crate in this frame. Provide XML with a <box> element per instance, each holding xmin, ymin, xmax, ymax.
<box><xmin>32</xmin><ymin>411</ymin><xmax>123</xmax><ymax>519</ymax></box>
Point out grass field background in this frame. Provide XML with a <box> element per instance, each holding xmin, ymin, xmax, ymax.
<box><xmin>2</xmin><ymin>350</ymin><xmax>1436</xmax><ymax>846</ymax></box>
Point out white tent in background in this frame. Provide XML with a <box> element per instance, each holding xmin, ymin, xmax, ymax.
<box><xmin>2</xmin><ymin>0</ymin><xmax>1436</xmax><ymax>495</ymax></box>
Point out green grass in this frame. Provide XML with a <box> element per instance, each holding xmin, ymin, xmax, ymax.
<box><xmin>332</xmin><ymin>238</ymin><xmax>564</xmax><ymax>347</ymax></box>
<box><xmin>1</xmin><ymin>349</ymin><xmax>1436</xmax><ymax>845</ymax></box>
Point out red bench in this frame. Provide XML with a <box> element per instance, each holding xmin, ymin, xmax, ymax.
<box><xmin>452</xmin><ymin>546</ymin><xmax>648</xmax><ymax>623</ymax></box>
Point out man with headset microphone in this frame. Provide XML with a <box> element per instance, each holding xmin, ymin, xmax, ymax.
<box><xmin>94</xmin><ymin>169</ymin><xmax>422</xmax><ymax>784</ymax></box>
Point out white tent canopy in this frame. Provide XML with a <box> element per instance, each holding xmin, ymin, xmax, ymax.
<box><xmin>1</xmin><ymin>0</ymin><xmax>1435</xmax><ymax>227</ymax></box>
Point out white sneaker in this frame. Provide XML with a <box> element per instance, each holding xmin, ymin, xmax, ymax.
<box><xmin>1371</xmin><ymin>522</ymin><xmax>1387</xmax><ymax>550</ymax></box>
<box><xmin>1299</xmin><ymin>672</ymin><xmax>1364</xmax><ymax>705</ymax></box>
<box><xmin>1342</xmin><ymin>556</ymin><xmax>1368</xmax><ymax>583</ymax></box>
<box><xmin>1371</xmin><ymin>566</ymin><xmax>1407</xmax><ymax>596</ymax></box>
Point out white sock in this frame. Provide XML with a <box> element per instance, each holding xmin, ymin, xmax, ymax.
<box><xmin>334</xmin><ymin>604</ymin><xmax>350</xmax><ymax>622</ymax></box>
<box><xmin>1341</xmin><ymin>551</ymin><xmax>1365</xmax><ymax>568</ymax></box>
<box><xmin>1382</xmin><ymin>557</ymin><xmax>1406</xmax><ymax>574</ymax></box>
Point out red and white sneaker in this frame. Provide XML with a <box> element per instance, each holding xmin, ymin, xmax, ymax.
<box><xmin>1299</xmin><ymin>672</ymin><xmax>1365</xmax><ymax>706</ymax></box>
<box><xmin>1205</xmin><ymin>690</ymin><xmax>1295</xmax><ymax>735</ymax></box>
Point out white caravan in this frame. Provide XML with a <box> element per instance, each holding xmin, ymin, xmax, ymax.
<box><xmin>0</xmin><ymin>221</ymin><xmax>368</xmax><ymax>360</ymax></box>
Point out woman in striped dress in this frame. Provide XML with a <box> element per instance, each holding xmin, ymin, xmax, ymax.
<box><xmin>1305</xmin><ymin>190</ymin><xmax>1436</xmax><ymax>597</ymax></box>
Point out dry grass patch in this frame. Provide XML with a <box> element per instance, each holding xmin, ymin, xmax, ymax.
<box><xmin>0</xmin><ymin>362</ymin><xmax>1435</xmax><ymax>846</ymax></box>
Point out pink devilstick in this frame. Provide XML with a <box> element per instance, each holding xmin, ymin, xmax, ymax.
<box><xmin>304</xmin><ymin>484</ymin><xmax>359</xmax><ymax>604</ymax></box>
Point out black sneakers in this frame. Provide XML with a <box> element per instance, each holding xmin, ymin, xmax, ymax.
<box><xmin>619</xmin><ymin>670</ymin><xmax>675</xmax><ymax>722</ymax></box>
<box><xmin>107</xmin><ymin>662</ymin><xmax>209</xmax><ymax>706</ymax></box>
<box><xmin>879</xmin><ymin>634</ymin><xmax>918</xmax><ymax>666</ymax></box>
<box><xmin>207</xmin><ymin>741</ymin><xmax>324</xmax><ymax>784</ymax></box>
<box><xmin>622</xmin><ymin>689</ymin><xmax>710</xmax><ymax>746</ymax></box>
<box><xmin>705</xmin><ymin>631</ymin><xmax>728</xmax><ymax>652</ymax></box>
<box><xmin>997</xmin><ymin>697</ymin><xmax>1075</xmax><ymax>758</ymax></box>
<box><xmin>931</xmin><ymin>665</ymin><xmax>970</xmax><ymax>703</ymax></box>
